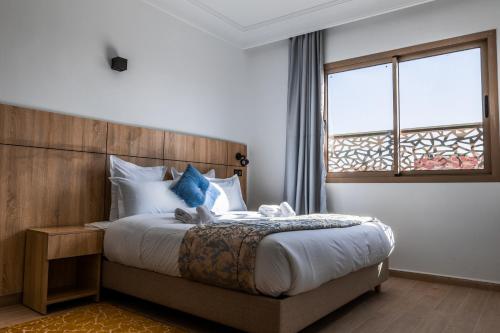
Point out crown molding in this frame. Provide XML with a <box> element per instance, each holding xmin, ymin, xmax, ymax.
<box><xmin>141</xmin><ymin>0</ymin><xmax>438</xmax><ymax>49</ymax></box>
<box><xmin>185</xmin><ymin>0</ymin><xmax>355</xmax><ymax>32</ymax></box>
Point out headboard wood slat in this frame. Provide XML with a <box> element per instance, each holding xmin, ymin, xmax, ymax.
<box><xmin>0</xmin><ymin>104</ymin><xmax>107</xmax><ymax>153</ymax></box>
<box><xmin>107</xmin><ymin>123</ymin><xmax>164</xmax><ymax>159</ymax></box>
<box><xmin>164</xmin><ymin>132</ymin><xmax>228</xmax><ymax>165</ymax></box>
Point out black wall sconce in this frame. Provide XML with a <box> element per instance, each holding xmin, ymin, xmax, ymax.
<box><xmin>235</xmin><ymin>152</ymin><xmax>249</xmax><ymax>166</ymax></box>
<box><xmin>111</xmin><ymin>57</ymin><xmax>128</xmax><ymax>72</ymax></box>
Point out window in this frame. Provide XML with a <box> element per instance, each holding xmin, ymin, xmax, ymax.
<box><xmin>328</xmin><ymin>63</ymin><xmax>394</xmax><ymax>172</ymax></box>
<box><xmin>324</xmin><ymin>30</ymin><xmax>500</xmax><ymax>182</ymax></box>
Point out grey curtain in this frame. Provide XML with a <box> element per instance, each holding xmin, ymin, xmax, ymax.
<box><xmin>284</xmin><ymin>31</ymin><xmax>327</xmax><ymax>215</ymax></box>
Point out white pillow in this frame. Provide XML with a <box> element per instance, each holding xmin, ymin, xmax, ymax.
<box><xmin>109</xmin><ymin>156</ymin><xmax>167</xmax><ymax>221</ymax></box>
<box><xmin>171</xmin><ymin>167</ymin><xmax>216</xmax><ymax>180</ymax></box>
<box><xmin>209</xmin><ymin>175</ymin><xmax>247</xmax><ymax>212</ymax></box>
<box><xmin>109</xmin><ymin>178</ymin><xmax>191</xmax><ymax>219</ymax></box>
<box><xmin>209</xmin><ymin>183</ymin><xmax>230</xmax><ymax>214</ymax></box>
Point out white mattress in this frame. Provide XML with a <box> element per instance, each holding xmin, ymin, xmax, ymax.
<box><xmin>101</xmin><ymin>212</ymin><xmax>394</xmax><ymax>296</ymax></box>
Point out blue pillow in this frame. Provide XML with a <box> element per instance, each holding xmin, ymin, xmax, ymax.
<box><xmin>171</xmin><ymin>164</ymin><xmax>220</xmax><ymax>208</ymax></box>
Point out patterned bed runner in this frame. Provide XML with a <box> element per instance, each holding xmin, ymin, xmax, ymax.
<box><xmin>178</xmin><ymin>214</ymin><xmax>376</xmax><ymax>294</ymax></box>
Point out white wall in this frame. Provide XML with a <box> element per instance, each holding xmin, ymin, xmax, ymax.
<box><xmin>245</xmin><ymin>0</ymin><xmax>500</xmax><ymax>283</ymax></box>
<box><xmin>244</xmin><ymin>40</ymin><xmax>289</xmax><ymax>209</ymax></box>
<box><xmin>0</xmin><ymin>0</ymin><xmax>248</xmax><ymax>142</ymax></box>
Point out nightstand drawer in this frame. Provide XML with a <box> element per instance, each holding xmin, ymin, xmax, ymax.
<box><xmin>47</xmin><ymin>232</ymin><xmax>103</xmax><ymax>259</ymax></box>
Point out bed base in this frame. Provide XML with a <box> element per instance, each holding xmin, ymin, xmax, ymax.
<box><xmin>102</xmin><ymin>259</ymin><xmax>389</xmax><ymax>333</ymax></box>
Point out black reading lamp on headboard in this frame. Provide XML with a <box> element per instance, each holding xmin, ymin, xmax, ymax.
<box><xmin>235</xmin><ymin>153</ymin><xmax>249</xmax><ymax>166</ymax></box>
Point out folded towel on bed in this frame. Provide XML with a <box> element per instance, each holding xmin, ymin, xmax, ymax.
<box><xmin>175</xmin><ymin>208</ymin><xmax>196</xmax><ymax>224</ymax></box>
<box><xmin>175</xmin><ymin>206</ymin><xmax>216</xmax><ymax>224</ymax></box>
<box><xmin>279</xmin><ymin>202</ymin><xmax>296</xmax><ymax>217</ymax></box>
<box><xmin>196</xmin><ymin>205</ymin><xmax>216</xmax><ymax>224</ymax></box>
<box><xmin>258</xmin><ymin>202</ymin><xmax>296</xmax><ymax>217</ymax></box>
<box><xmin>258</xmin><ymin>205</ymin><xmax>281</xmax><ymax>217</ymax></box>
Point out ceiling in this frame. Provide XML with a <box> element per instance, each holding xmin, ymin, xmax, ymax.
<box><xmin>143</xmin><ymin>0</ymin><xmax>436</xmax><ymax>49</ymax></box>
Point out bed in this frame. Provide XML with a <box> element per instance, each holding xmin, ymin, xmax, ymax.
<box><xmin>98</xmin><ymin>212</ymin><xmax>394</xmax><ymax>333</ymax></box>
<box><xmin>100</xmin><ymin>139</ymin><xmax>394</xmax><ymax>332</ymax></box>
<box><xmin>0</xmin><ymin>103</ymin><xmax>394</xmax><ymax>332</ymax></box>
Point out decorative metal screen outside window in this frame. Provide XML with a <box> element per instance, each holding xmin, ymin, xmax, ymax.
<box><xmin>328</xmin><ymin>124</ymin><xmax>483</xmax><ymax>173</ymax></box>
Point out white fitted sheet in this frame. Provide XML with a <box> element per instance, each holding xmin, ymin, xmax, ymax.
<box><xmin>102</xmin><ymin>212</ymin><xmax>394</xmax><ymax>296</ymax></box>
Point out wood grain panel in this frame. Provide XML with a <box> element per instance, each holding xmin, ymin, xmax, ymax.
<box><xmin>164</xmin><ymin>132</ymin><xmax>227</xmax><ymax>165</ymax></box>
<box><xmin>0</xmin><ymin>104</ymin><xmax>107</xmax><ymax>153</ymax></box>
<box><xmin>22</xmin><ymin>231</ymin><xmax>48</xmax><ymax>314</ymax></box>
<box><xmin>227</xmin><ymin>142</ymin><xmax>247</xmax><ymax>167</ymax></box>
<box><xmin>227</xmin><ymin>166</ymin><xmax>247</xmax><ymax>201</ymax></box>
<box><xmin>0</xmin><ymin>293</ymin><xmax>21</xmax><ymax>307</ymax></box>
<box><xmin>47</xmin><ymin>232</ymin><xmax>103</xmax><ymax>260</ymax></box>
<box><xmin>164</xmin><ymin>160</ymin><xmax>227</xmax><ymax>180</ymax></box>
<box><xmin>104</xmin><ymin>155</ymin><xmax>165</xmax><ymax>219</ymax></box>
<box><xmin>29</xmin><ymin>226</ymin><xmax>106</xmax><ymax>235</ymax></box>
<box><xmin>0</xmin><ymin>146</ymin><xmax>105</xmax><ymax>296</ymax></box>
<box><xmin>107</xmin><ymin>123</ymin><xmax>164</xmax><ymax>159</ymax></box>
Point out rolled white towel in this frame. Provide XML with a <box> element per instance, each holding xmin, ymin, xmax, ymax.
<box><xmin>196</xmin><ymin>205</ymin><xmax>216</xmax><ymax>224</ymax></box>
<box><xmin>258</xmin><ymin>205</ymin><xmax>282</xmax><ymax>217</ymax></box>
<box><xmin>175</xmin><ymin>208</ymin><xmax>198</xmax><ymax>224</ymax></box>
<box><xmin>279</xmin><ymin>202</ymin><xmax>296</xmax><ymax>217</ymax></box>
<box><xmin>258</xmin><ymin>202</ymin><xmax>296</xmax><ymax>217</ymax></box>
<box><xmin>176</xmin><ymin>206</ymin><xmax>216</xmax><ymax>225</ymax></box>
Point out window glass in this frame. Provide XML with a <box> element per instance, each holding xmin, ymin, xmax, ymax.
<box><xmin>327</xmin><ymin>64</ymin><xmax>394</xmax><ymax>172</ymax></box>
<box><xmin>399</xmin><ymin>48</ymin><xmax>484</xmax><ymax>171</ymax></box>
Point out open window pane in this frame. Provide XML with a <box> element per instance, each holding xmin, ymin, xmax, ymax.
<box><xmin>399</xmin><ymin>48</ymin><xmax>484</xmax><ymax>171</ymax></box>
<box><xmin>327</xmin><ymin>63</ymin><xmax>394</xmax><ymax>172</ymax></box>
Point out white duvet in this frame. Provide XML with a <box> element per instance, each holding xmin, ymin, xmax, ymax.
<box><xmin>101</xmin><ymin>212</ymin><xmax>394</xmax><ymax>297</ymax></box>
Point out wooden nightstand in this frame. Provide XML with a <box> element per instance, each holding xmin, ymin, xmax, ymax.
<box><xmin>23</xmin><ymin>226</ymin><xmax>104</xmax><ymax>314</ymax></box>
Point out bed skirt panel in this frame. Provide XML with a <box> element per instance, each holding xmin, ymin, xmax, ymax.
<box><xmin>102</xmin><ymin>258</ymin><xmax>389</xmax><ymax>333</ymax></box>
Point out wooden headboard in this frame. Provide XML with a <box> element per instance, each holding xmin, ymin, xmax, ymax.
<box><xmin>0</xmin><ymin>103</ymin><xmax>248</xmax><ymax>300</ymax></box>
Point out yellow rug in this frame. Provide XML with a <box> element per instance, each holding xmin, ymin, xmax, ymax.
<box><xmin>0</xmin><ymin>303</ymin><xmax>186</xmax><ymax>333</ymax></box>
